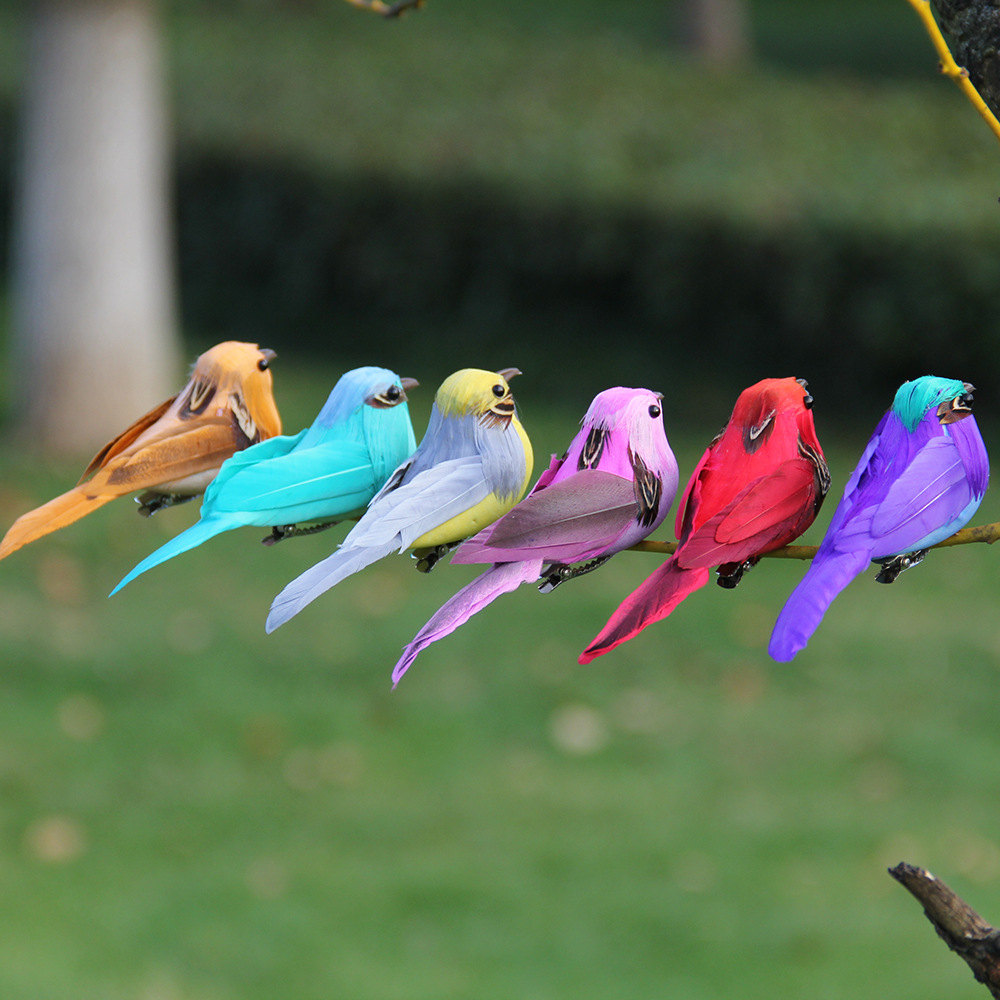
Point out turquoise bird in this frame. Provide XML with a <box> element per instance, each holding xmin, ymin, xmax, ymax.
<box><xmin>110</xmin><ymin>366</ymin><xmax>418</xmax><ymax>593</ymax></box>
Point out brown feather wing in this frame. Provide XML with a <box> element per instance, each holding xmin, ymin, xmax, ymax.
<box><xmin>76</xmin><ymin>396</ymin><xmax>177</xmax><ymax>484</ymax></box>
<box><xmin>96</xmin><ymin>416</ymin><xmax>252</xmax><ymax>494</ymax></box>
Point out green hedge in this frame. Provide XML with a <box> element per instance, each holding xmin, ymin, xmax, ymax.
<box><xmin>175</xmin><ymin>152</ymin><xmax>1000</xmax><ymax>418</ymax></box>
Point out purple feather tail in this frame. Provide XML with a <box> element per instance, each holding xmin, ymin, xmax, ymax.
<box><xmin>392</xmin><ymin>560</ymin><xmax>542</xmax><ymax>686</ymax></box>
<box><xmin>768</xmin><ymin>548</ymin><xmax>871</xmax><ymax>662</ymax></box>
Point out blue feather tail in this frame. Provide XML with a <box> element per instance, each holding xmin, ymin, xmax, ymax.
<box><xmin>109</xmin><ymin>518</ymin><xmax>232</xmax><ymax>595</ymax></box>
<box><xmin>768</xmin><ymin>548</ymin><xmax>871</xmax><ymax>661</ymax></box>
<box><xmin>392</xmin><ymin>560</ymin><xmax>540</xmax><ymax>686</ymax></box>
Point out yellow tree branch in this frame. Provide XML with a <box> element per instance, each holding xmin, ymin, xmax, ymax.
<box><xmin>340</xmin><ymin>0</ymin><xmax>425</xmax><ymax>17</ymax></box>
<box><xmin>906</xmin><ymin>0</ymin><xmax>1000</xmax><ymax>144</ymax></box>
<box><xmin>630</xmin><ymin>520</ymin><xmax>1000</xmax><ymax>560</ymax></box>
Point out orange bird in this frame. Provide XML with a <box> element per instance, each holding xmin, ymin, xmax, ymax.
<box><xmin>0</xmin><ymin>341</ymin><xmax>282</xmax><ymax>561</ymax></box>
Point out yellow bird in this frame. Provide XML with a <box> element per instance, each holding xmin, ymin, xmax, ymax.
<box><xmin>0</xmin><ymin>341</ymin><xmax>282</xmax><ymax>561</ymax></box>
<box><xmin>266</xmin><ymin>367</ymin><xmax>533</xmax><ymax>632</ymax></box>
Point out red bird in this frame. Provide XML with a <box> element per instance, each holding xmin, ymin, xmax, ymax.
<box><xmin>580</xmin><ymin>377</ymin><xmax>830</xmax><ymax>663</ymax></box>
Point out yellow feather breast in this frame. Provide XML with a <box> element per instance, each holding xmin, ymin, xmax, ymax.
<box><xmin>411</xmin><ymin>415</ymin><xmax>533</xmax><ymax>550</ymax></box>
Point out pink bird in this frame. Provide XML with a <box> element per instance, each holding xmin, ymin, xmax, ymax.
<box><xmin>390</xmin><ymin>387</ymin><xmax>679</xmax><ymax>685</ymax></box>
<box><xmin>580</xmin><ymin>377</ymin><xmax>830</xmax><ymax>663</ymax></box>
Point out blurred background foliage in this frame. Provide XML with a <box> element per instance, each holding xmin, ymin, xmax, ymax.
<box><xmin>2</xmin><ymin>1</ymin><xmax>1000</xmax><ymax>998</ymax></box>
<box><xmin>2</xmin><ymin>0</ymin><xmax>1000</xmax><ymax>422</ymax></box>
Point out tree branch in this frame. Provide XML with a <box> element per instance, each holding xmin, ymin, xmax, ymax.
<box><xmin>889</xmin><ymin>862</ymin><xmax>1000</xmax><ymax>998</ymax></box>
<box><xmin>908</xmin><ymin>0</ymin><xmax>1000</xmax><ymax>142</ymax></box>
<box><xmin>629</xmin><ymin>520</ymin><xmax>1000</xmax><ymax>559</ymax></box>
<box><xmin>340</xmin><ymin>0</ymin><xmax>425</xmax><ymax>17</ymax></box>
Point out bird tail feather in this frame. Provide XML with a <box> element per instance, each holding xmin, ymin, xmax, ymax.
<box><xmin>110</xmin><ymin>518</ymin><xmax>229</xmax><ymax>595</ymax></box>
<box><xmin>0</xmin><ymin>488</ymin><xmax>117</xmax><ymax>561</ymax></box>
<box><xmin>392</xmin><ymin>560</ymin><xmax>541</xmax><ymax>686</ymax></box>
<box><xmin>266</xmin><ymin>543</ymin><xmax>390</xmax><ymax>632</ymax></box>
<box><xmin>768</xmin><ymin>548</ymin><xmax>871</xmax><ymax>662</ymax></box>
<box><xmin>579</xmin><ymin>559</ymin><xmax>710</xmax><ymax>663</ymax></box>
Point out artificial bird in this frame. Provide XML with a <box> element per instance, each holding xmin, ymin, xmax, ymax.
<box><xmin>581</xmin><ymin>376</ymin><xmax>829</xmax><ymax>663</ymax></box>
<box><xmin>769</xmin><ymin>375</ymin><xmax>989</xmax><ymax>662</ymax></box>
<box><xmin>390</xmin><ymin>386</ymin><xmax>679</xmax><ymax>684</ymax></box>
<box><xmin>266</xmin><ymin>367</ymin><xmax>533</xmax><ymax>632</ymax></box>
<box><xmin>0</xmin><ymin>341</ymin><xmax>282</xmax><ymax>561</ymax></box>
<box><xmin>109</xmin><ymin>367</ymin><xmax>418</xmax><ymax>594</ymax></box>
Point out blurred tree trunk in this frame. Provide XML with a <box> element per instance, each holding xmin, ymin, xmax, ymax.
<box><xmin>10</xmin><ymin>0</ymin><xmax>180</xmax><ymax>455</ymax></box>
<box><xmin>931</xmin><ymin>0</ymin><xmax>1000</xmax><ymax>119</ymax></box>
<box><xmin>679</xmin><ymin>0</ymin><xmax>752</xmax><ymax>65</ymax></box>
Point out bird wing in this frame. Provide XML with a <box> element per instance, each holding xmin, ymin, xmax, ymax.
<box><xmin>207</xmin><ymin>438</ymin><xmax>376</xmax><ymax>519</ymax></box>
<box><xmin>0</xmin><ymin>412</ymin><xmax>255</xmax><ymax>563</ymax></box>
<box><xmin>200</xmin><ymin>431</ymin><xmax>305</xmax><ymax>502</ymax></box>
<box><xmin>676</xmin><ymin>458</ymin><xmax>820</xmax><ymax>569</ymax></box>
<box><xmin>854</xmin><ymin>436</ymin><xmax>977</xmax><ymax>556</ymax></box>
<box><xmin>77</xmin><ymin>396</ymin><xmax>175</xmax><ymax>483</ymax></box>
<box><xmin>674</xmin><ymin>444</ymin><xmax>712</xmax><ymax>540</ymax></box>
<box><xmin>453</xmin><ymin>470</ymin><xmax>640</xmax><ymax>565</ymax></box>
<box><xmin>84</xmin><ymin>415</ymin><xmax>256</xmax><ymax>497</ymax></box>
<box><xmin>344</xmin><ymin>456</ymin><xmax>491</xmax><ymax>552</ymax></box>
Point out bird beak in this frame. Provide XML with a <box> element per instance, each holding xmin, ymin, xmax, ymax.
<box><xmin>497</xmin><ymin>368</ymin><xmax>522</xmax><ymax>382</ymax></box>
<box><xmin>938</xmin><ymin>388</ymin><xmax>975</xmax><ymax>424</ymax></box>
<box><xmin>400</xmin><ymin>377</ymin><xmax>419</xmax><ymax>391</ymax></box>
<box><xmin>260</xmin><ymin>348</ymin><xmax>278</xmax><ymax>363</ymax></box>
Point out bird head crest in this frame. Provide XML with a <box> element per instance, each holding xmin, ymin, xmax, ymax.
<box><xmin>891</xmin><ymin>376</ymin><xmax>973</xmax><ymax>431</ymax></box>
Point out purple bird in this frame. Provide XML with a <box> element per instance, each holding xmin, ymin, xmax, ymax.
<box><xmin>769</xmin><ymin>376</ymin><xmax>989</xmax><ymax>662</ymax></box>
<box><xmin>390</xmin><ymin>387</ymin><xmax>680</xmax><ymax>685</ymax></box>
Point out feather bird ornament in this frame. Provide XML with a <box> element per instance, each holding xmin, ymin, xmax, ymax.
<box><xmin>0</xmin><ymin>341</ymin><xmax>282</xmax><ymax>561</ymax></box>
<box><xmin>266</xmin><ymin>367</ymin><xmax>533</xmax><ymax>632</ymax></box>
<box><xmin>769</xmin><ymin>376</ymin><xmax>989</xmax><ymax>662</ymax></box>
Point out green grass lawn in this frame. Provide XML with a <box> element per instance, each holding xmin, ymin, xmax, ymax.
<box><xmin>0</xmin><ymin>367</ymin><xmax>997</xmax><ymax>998</ymax></box>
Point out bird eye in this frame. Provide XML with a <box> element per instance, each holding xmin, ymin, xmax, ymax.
<box><xmin>257</xmin><ymin>358</ymin><xmax>270</xmax><ymax>371</ymax></box>
<box><xmin>648</xmin><ymin>404</ymin><xmax>661</xmax><ymax>418</ymax></box>
<box><xmin>385</xmin><ymin>385</ymin><xmax>401</xmax><ymax>402</ymax></box>
<box><xmin>959</xmin><ymin>393</ymin><xmax>974</xmax><ymax>408</ymax></box>
<box><xmin>492</xmin><ymin>384</ymin><xmax>506</xmax><ymax>398</ymax></box>
<box><xmin>803</xmin><ymin>395</ymin><xmax>814</xmax><ymax>409</ymax></box>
